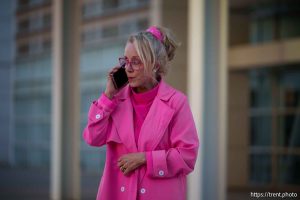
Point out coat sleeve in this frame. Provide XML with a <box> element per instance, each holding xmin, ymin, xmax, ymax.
<box><xmin>146</xmin><ymin>96</ymin><xmax>199</xmax><ymax>178</ymax></box>
<box><xmin>82</xmin><ymin>93</ymin><xmax>117</xmax><ymax>147</ymax></box>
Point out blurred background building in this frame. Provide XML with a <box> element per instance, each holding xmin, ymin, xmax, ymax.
<box><xmin>0</xmin><ymin>0</ymin><xmax>299</xmax><ymax>199</ymax></box>
<box><xmin>228</xmin><ymin>0</ymin><xmax>300</xmax><ymax>198</ymax></box>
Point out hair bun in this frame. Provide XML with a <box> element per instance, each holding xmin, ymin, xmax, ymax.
<box><xmin>158</xmin><ymin>27</ymin><xmax>180</xmax><ymax>61</ymax></box>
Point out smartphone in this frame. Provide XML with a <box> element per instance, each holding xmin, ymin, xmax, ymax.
<box><xmin>112</xmin><ymin>65</ymin><xmax>128</xmax><ymax>89</ymax></box>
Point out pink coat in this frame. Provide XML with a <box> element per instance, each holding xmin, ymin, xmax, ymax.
<box><xmin>83</xmin><ymin>80</ymin><xmax>199</xmax><ymax>200</ymax></box>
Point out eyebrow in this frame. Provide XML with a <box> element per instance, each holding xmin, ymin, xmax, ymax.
<box><xmin>124</xmin><ymin>56</ymin><xmax>140</xmax><ymax>60</ymax></box>
<box><xmin>132</xmin><ymin>56</ymin><xmax>141</xmax><ymax>60</ymax></box>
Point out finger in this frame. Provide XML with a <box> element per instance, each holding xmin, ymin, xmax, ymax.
<box><xmin>117</xmin><ymin>159</ymin><xmax>127</xmax><ymax>167</ymax></box>
<box><xmin>109</xmin><ymin>69</ymin><xmax>119</xmax><ymax>75</ymax></box>
<box><xmin>120</xmin><ymin>166</ymin><xmax>126</xmax><ymax>172</ymax></box>
<box><xmin>118</xmin><ymin>155</ymin><xmax>127</xmax><ymax>162</ymax></box>
<box><xmin>123</xmin><ymin>166</ymin><xmax>131</xmax><ymax>176</ymax></box>
<box><xmin>122</xmin><ymin>162</ymin><xmax>129</xmax><ymax>170</ymax></box>
<box><xmin>123</xmin><ymin>163</ymin><xmax>137</xmax><ymax>176</ymax></box>
<box><xmin>117</xmin><ymin>160</ymin><xmax>125</xmax><ymax>167</ymax></box>
<box><xmin>108</xmin><ymin>66</ymin><xmax>121</xmax><ymax>74</ymax></box>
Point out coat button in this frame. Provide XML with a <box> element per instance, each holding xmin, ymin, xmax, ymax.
<box><xmin>140</xmin><ymin>188</ymin><xmax>146</xmax><ymax>194</ymax></box>
<box><xmin>120</xmin><ymin>186</ymin><xmax>125</xmax><ymax>192</ymax></box>
<box><xmin>158</xmin><ymin>170</ymin><xmax>164</xmax><ymax>176</ymax></box>
<box><xmin>95</xmin><ymin>114</ymin><xmax>101</xmax><ymax>119</ymax></box>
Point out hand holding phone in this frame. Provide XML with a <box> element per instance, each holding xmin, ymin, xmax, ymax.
<box><xmin>112</xmin><ymin>64</ymin><xmax>128</xmax><ymax>90</ymax></box>
<box><xmin>104</xmin><ymin>65</ymin><xmax>128</xmax><ymax>99</ymax></box>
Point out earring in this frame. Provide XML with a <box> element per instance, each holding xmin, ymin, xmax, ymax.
<box><xmin>153</xmin><ymin>69</ymin><xmax>157</xmax><ymax>73</ymax></box>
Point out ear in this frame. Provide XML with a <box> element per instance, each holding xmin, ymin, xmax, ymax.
<box><xmin>153</xmin><ymin>65</ymin><xmax>159</xmax><ymax>73</ymax></box>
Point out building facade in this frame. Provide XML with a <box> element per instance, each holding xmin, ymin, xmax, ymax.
<box><xmin>12</xmin><ymin>0</ymin><xmax>150</xmax><ymax>172</ymax></box>
<box><xmin>228</xmin><ymin>0</ymin><xmax>300</xmax><ymax>197</ymax></box>
<box><xmin>14</xmin><ymin>0</ymin><xmax>52</xmax><ymax>168</ymax></box>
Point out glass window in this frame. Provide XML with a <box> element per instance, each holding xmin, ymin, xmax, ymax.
<box><xmin>29</xmin><ymin>38</ymin><xmax>43</xmax><ymax>54</ymax></box>
<box><xmin>277</xmin><ymin>69</ymin><xmax>300</xmax><ymax>148</ymax></box>
<box><xmin>18</xmin><ymin>20</ymin><xmax>30</xmax><ymax>33</ymax></box>
<box><xmin>82</xmin><ymin>29</ymin><xmax>94</xmax><ymax>43</ymax></box>
<box><xmin>82</xmin><ymin>27</ymin><xmax>102</xmax><ymax>45</ymax></box>
<box><xmin>250</xmin><ymin>69</ymin><xmax>272</xmax><ymax>109</ymax></box>
<box><xmin>280</xmin><ymin>15</ymin><xmax>300</xmax><ymax>39</ymax></box>
<box><xmin>82</xmin><ymin>1</ymin><xmax>102</xmax><ymax>19</ymax></box>
<box><xmin>248</xmin><ymin>67</ymin><xmax>300</xmax><ymax>187</ymax></box>
<box><xmin>250</xmin><ymin>116</ymin><xmax>272</xmax><ymax>146</ymax></box>
<box><xmin>278</xmin><ymin>114</ymin><xmax>300</xmax><ymax>147</ymax></box>
<box><xmin>43</xmin><ymin>14</ymin><xmax>51</xmax><ymax>29</ymax></box>
<box><xmin>103</xmin><ymin>0</ymin><xmax>119</xmax><ymax>10</ymax></box>
<box><xmin>250</xmin><ymin>20</ymin><xmax>259</xmax><ymax>44</ymax></box>
<box><xmin>249</xmin><ymin>1</ymin><xmax>300</xmax><ymax>44</ymax></box>
<box><xmin>18</xmin><ymin>43</ymin><xmax>29</xmax><ymax>56</ymax></box>
<box><xmin>43</xmin><ymin>39</ymin><xmax>51</xmax><ymax>52</ymax></box>
<box><xmin>261</xmin><ymin>18</ymin><xmax>275</xmax><ymax>42</ymax></box>
<box><xmin>250</xmin><ymin>154</ymin><xmax>272</xmax><ymax>184</ymax></box>
<box><xmin>18</xmin><ymin>0</ymin><xmax>30</xmax><ymax>9</ymax></box>
<box><xmin>15</xmin><ymin>146</ymin><xmax>29</xmax><ymax>167</ymax></box>
<box><xmin>119</xmin><ymin>0</ymin><xmax>135</xmax><ymax>8</ymax></box>
<box><xmin>279</xmin><ymin>69</ymin><xmax>300</xmax><ymax>108</ymax></box>
<box><xmin>137</xmin><ymin>18</ymin><xmax>148</xmax><ymax>31</ymax></box>
<box><xmin>102</xmin><ymin>25</ymin><xmax>118</xmax><ymax>38</ymax></box>
<box><xmin>30</xmin><ymin>0</ymin><xmax>47</xmax><ymax>6</ymax></box>
<box><xmin>278</xmin><ymin>155</ymin><xmax>300</xmax><ymax>185</ymax></box>
<box><xmin>120</xmin><ymin>21</ymin><xmax>136</xmax><ymax>36</ymax></box>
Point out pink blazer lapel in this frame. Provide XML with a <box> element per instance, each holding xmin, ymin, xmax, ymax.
<box><xmin>111</xmin><ymin>87</ymin><xmax>137</xmax><ymax>152</ymax></box>
<box><xmin>137</xmin><ymin>98</ymin><xmax>175</xmax><ymax>151</ymax></box>
<box><xmin>138</xmin><ymin>80</ymin><xmax>176</xmax><ymax>151</ymax></box>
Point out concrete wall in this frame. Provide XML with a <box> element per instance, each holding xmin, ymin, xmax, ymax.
<box><xmin>227</xmin><ymin>71</ymin><xmax>249</xmax><ymax>188</ymax></box>
<box><xmin>229</xmin><ymin>38</ymin><xmax>300</xmax><ymax>69</ymax></box>
<box><xmin>0</xmin><ymin>0</ymin><xmax>15</xmax><ymax>165</ymax></box>
<box><xmin>160</xmin><ymin>0</ymin><xmax>188</xmax><ymax>94</ymax></box>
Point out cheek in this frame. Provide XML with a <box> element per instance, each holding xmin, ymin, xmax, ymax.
<box><xmin>135</xmin><ymin>71</ymin><xmax>146</xmax><ymax>80</ymax></box>
<box><xmin>130</xmin><ymin>72</ymin><xmax>147</xmax><ymax>86</ymax></box>
<box><xmin>138</xmin><ymin>75</ymin><xmax>150</xmax><ymax>85</ymax></box>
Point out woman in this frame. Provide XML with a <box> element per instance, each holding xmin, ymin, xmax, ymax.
<box><xmin>83</xmin><ymin>26</ymin><xmax>199</xmax><ymax>200</ymax></box>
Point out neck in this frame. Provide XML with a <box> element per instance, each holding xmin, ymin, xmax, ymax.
<box><xmin>134</xmin><ymin>80</ymin><xmax>158</xmax><ymax>93</ymax></box>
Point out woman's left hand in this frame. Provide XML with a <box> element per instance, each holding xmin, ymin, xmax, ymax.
<box><xmin>118</xmin><ymin>152</ymin><xmax>146</xmax><ymax>176</ymax></box>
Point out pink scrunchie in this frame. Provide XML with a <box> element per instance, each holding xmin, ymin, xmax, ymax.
<box><xmin>146</xmin><ymin>26</ymin><xmax>163</xmax><ymax>43</ymax></box>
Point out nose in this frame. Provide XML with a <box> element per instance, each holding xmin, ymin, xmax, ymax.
<box><xmin>125</xmin><ymin>63</ymin><xmax>133</xmax><ymax>72</ymax></box>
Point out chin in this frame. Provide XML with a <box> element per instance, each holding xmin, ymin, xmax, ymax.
<box><xmin>128</xmin><ymin>82</ymin><xmax>138</xmax><ymax>88</ymax></box>
<box><xmin>128</xmin><ymin>80</ymin><xmax>144</xmax><ymax>89</ymax></box>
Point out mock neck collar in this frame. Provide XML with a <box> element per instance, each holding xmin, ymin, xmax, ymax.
<box><xmin>114</xmin><ymin>78</ymin><xmax>176</xmax><ymax>102</ymax></box>
<box><xmin>130</xmin><ymin>82</ymin><xmax>160</xmax><ymax>105</ymax></box>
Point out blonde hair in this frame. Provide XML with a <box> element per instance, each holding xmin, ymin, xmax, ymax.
<box><xmin>128</xmin><ymin>26</ymin><xmax>180</xmax><ymax>82</ymax></box>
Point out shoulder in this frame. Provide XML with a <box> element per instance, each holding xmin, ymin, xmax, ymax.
<box><xmin>170</xmin><ymin>89</ymin><xmax>188</xmax><ymax>110</ymax></box>
<box><xmin>161</xmin><ymin>81</ymin><xmax>188</xmax><ymax>109</ymax></box>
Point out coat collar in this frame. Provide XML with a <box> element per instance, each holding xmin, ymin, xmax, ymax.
<box><xmin>111</xmin><ymin>79</ymin><xmax>176</xmax><ymax>152</ymax></box>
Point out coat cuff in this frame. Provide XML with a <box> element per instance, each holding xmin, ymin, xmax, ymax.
<box><xmin>97</xmin><ymin>93</ymin><xmax>117</xmax><ymax>113</ymax></box>
<box><xmin>146</xmin><ymin>151</ymin><xmax>153</xmax><ymax>175</ymax></box>
<box><xmin>149</xmin><ymin>150</ymin><xmax>168</xmax><ymax>178</ymax></box>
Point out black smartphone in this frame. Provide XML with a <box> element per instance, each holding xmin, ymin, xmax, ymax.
<box><xmin>112</xmin><ymin>65</ymin><xmax>128</xmax><ymax>89</ymax></box>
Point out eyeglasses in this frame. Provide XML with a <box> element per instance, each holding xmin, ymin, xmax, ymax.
<box><xmin>119</xmin><ymin>56</ymin><xmax>143</xmax><ymax>71</ymax></box>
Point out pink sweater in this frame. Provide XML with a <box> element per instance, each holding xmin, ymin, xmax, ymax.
<box><xmin>130</xmin><ymin>84</ymin><xmax>159</xmax><ymax>144</ymax></box>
